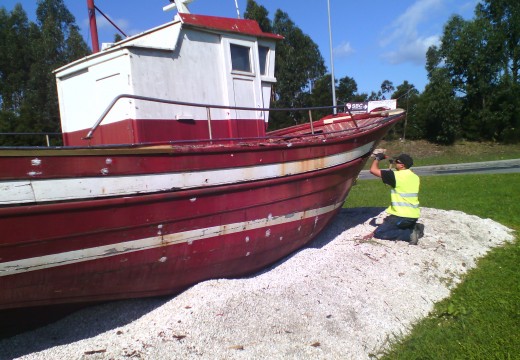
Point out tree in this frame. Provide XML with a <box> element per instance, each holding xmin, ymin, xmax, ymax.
<box><xmin>431</xmin><ymin>0</ymin><xmax>520</xmax><ymax>143</ymax></box>
<box><xmin>477</xmin><ymin>0</ymin><xmax>520</xmax><ymax>84</ymax></box>
<box><xmin>244</xmin><ymin>0</ymin><xmax>272</xmax><ymax>33</ymax></box>
<box><xmin>475</xmin><ymin>0</ymin><xmax>520</xmax><ymax>142</ymax></box>
<box><xmin>336</xmin><ymin>76</ymin><xmax>358</xmax><ymax>103</ymax></box>
<box><xmin>440</xmin><ymin>15</ymin><xmax>497</xmax><ymax>140</ymax></box>
<box><xmin>0</xmin><ymin>0</ymin><xmax>90</xmax><ymax>145</ymax></box>
<box><xmin>391</xmin><ymin>81</ymin><xmax>420</xmax><ymax>140</ymax></box>
<box><xmin>308</xmin><ymin>74</ymin><xmax>333</xmax><ymax>120</ymax></box>
<box><xmin>25</xmin><ymin>0</ymin><xmax>90</xmax><ymax>133</ymax></box>
<box><xmin>0</xmin><ymin>4</ymin><xmax>34</xmax><ymax>145</ymax></box>
<box><xmin>416</xmin><ymin>45</ymin><xmax>461</xmax><ymax>144</ymax></box>
<box><xmin>269</xmin><ymin>9</ymin><xmax>326</xmax><ymax>128</ymax></box>
<box><xmin>0</xmin><ymin>5</ymin><xmax>31</xmax><ymax>113</ymax></box>
<box><xmin>380</xmin><ymin>80</ymin><xmax>395</xmax><ymax>99</ymax></box>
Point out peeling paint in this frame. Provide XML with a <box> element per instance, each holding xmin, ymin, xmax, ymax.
<box><xmin>245</xmin><ymin>236</ymin><xmax>250</xmax><ymax>242</ymax></box>
<box><xmin>159</xmin><ymin>256</ymin><xmax>167</xmax><ymax>262</ymax></box>
<box><xmin>31</xmin><ymin>158</ymin><xmax>42</xmax><ymax>166</ymax></box>
<box><xmin>0</xmin><ymin>202</ymin><xmax>343</xmax><ymax>277</ymax></box>
<box><xmin>2</xmin><ymin>142</ymin><xmax>375</xmax><ymax>205</ymax></box>
<box><xmin>105</xmin><ymin>158</ymin><xmax>113</xmax><ymax>165</ymax></box>
<box><xmin>27</xmin><ymin>171</ymin><xmax>42</xmax><ymax>177</ymax></box>
<box><xmin>100</xmin><ymin>168</ymin><xmax>109</xmax><ymax>175</ymax></box>
<box><xmin>246</xmin><ymin>252</ymin><xmax>250</xmax><ymax>256</ymax></box>
<box><xmin>279</xmin><ymin>236</ymin><xmax>283</xmax><ymax>241</ymax></box>
<box><xmin>190</xmin><ymin>197</ymin><xmax>197</xmax><ymax>202</ymax></box>
<box><xmin>265</xmin><ymin>229</ymin><xmax>271</xmax><ymax>237</ymax></box>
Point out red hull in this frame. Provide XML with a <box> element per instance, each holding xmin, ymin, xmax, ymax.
<box><xmin>0</xmin><ymin>111</ymin><xmax>403</xmax><ymax>311</ymax></box>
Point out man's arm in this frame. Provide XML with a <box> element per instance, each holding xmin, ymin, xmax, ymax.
<box><xmin>370</xmin><ymin>159</ymin><xmax>383</xmax><ymax>178</ymax></box>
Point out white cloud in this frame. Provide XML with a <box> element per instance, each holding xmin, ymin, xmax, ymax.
<box><xmin>382</xmin><ymin>35</ymin><xmax>439</xmax><ymax>65</ymax></box>
<box><xmin>379</xmin><ymin>0</ymin><xmax>444</xmax><ymax>65</ymax></box>
<box><xmin>333</xmin><ymin>41</ymin><xmax>355</xmax><ymax>58</ymax></box>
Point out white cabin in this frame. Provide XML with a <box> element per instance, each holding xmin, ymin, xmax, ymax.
<box><xmin>55</xmin><ymin>13</ymin><xmax>282</xmax><ymax>146</ymax></box>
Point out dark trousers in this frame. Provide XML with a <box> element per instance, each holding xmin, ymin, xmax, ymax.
<box><xmin>373</xmin><ymin>215</ymin><xmax>417</xmax><ymax>241</ymax></box>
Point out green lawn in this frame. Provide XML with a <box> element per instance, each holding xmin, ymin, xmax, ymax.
<box><xmin>344</xmin><ymin>173</ymin><xmax>520</xmax><ymax>359</ymax></box>
<box><xmin>367</xmin><ymin>140</ymin><xmax>520</xmax><ymax>167</ymax></box>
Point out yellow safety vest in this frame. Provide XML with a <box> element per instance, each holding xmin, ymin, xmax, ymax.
<box><xmin>386</xmin><ymin>169</ymin><xmax>420</xmax><ymax>218</ymax></box>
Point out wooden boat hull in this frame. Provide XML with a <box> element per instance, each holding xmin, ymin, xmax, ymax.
<box><xmin>0</xmin><ymin>112</ymin><xmax>401</xmax><ymax>311</ymax></box>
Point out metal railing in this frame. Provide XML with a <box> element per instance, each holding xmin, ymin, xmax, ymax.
<box><xmin>83</xmin><ymin>94</ymin><xmax>348</xmax><ymax>142</ymax></box>
<box><xmin>0</xmin><ymin>97</ymin><xmax>399</xmax><ymax>148</ymax></box>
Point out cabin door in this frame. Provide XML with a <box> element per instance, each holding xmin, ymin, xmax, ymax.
<box><xmin>223</xmin><ymin>37</ymin><xmax>264</xmax><ymax>137</ymax></box>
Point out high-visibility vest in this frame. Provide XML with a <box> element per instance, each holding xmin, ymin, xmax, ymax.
<box><xmin>386</xmin><ymin>169</ymin><xmax>420</xmax><ymax>218</ymax></box>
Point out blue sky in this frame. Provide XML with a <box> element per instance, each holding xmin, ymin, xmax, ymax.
<box><xmin>4</xmin><ymin>0</ymin><xmax>479</xmax><ymax>95</ymax></box>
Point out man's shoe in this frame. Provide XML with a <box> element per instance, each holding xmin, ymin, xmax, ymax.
<box><xmin>409</xmin><ymin>228</ymin><xmax>419</xmax><ymax>245</ymax></box>
<box><xmin>416</xmin><ymin>223</ymin><xmax>425</xmax><ymax>238</ymax></box>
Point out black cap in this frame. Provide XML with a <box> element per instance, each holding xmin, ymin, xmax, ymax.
<box><xmin>396</xmin><ymin>154</ymin><xmax>413</xmax><ymax>168</ymax></box>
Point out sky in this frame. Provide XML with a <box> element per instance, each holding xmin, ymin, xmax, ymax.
<box><xmin>3</xmin><ymin>0</ymin><xmax>479</xmax><ymax>95</ymax></box>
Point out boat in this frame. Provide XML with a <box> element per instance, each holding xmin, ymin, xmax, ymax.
<box><xmin>0</xmin><ymin>0</ymin><xmax>404</xmax><ymax>316</ymax></box>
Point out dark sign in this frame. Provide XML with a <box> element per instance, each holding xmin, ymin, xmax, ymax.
<box><xmin>345</xmin><ymin>102</ymin><xmax>368</xmax><ymax>113</ymax></box>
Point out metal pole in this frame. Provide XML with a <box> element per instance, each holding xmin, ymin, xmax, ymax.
<box><xmin>234</xmin><ymin>0</ymin><xmax>241</xmax><ymax>18</ymax></box>
<box><xmin>308</xmin><ymin>110</ymin><xmax>315</xmax><ymax>135</ymax></box>
<box><xmin>403</xmin><ymin>93</ymin><xmax>409</xmax><ymax>141</ymax></box>
<box><xmin>327</xmin><ymin>0</ymin><xmax>337</xmax><ymax>115</ymax></box>
<box><xmin>206</xmin><ymin>107</ymin><xmax>213</xmax><ymax>141</ymax></box>
<box><xmin>87</xmin><ymin>0</ymin><xmax>100</xmax><ymax>53</ymax></box>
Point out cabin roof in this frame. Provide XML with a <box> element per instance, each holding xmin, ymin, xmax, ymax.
<box><xmin>179</xmin><ymin>13</ymin><xmax>283</xmax><ymax>41</ymax></box>
<box><xmin>54</xmin><ymin>13</ymin><xmax>283</xmax><ymax>75</ymax></box>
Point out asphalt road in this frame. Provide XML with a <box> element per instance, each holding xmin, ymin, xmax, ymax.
<box><xmin>358</xmin><ymin>159</ymin><xmax>520</xmax><ymax>180</ymax></box>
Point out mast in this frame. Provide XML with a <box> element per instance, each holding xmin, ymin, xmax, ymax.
<box><xmin>163</xmin><ymin>0</ymin><xmax>195</xmax><ymax>15</ymax></box>
<box><xmin>327</xmin><ymin>0</ymin><xmax>337</xmax><ymax>115</ymax></box>
<box><xmin>87</xmin><ymin>0</ymin><xmax>100</xmax><ymax>53</ymax></box>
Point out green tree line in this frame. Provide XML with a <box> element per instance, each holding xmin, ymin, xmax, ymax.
<box><xmin>1</xmin><ymin>0</ymin><xmax>518</xmax><ymax>146</ymax></box>
<box><xmin>245</xmin><ymin>0</ymin><xmax>519</xmax><ymax>144</ymax></box>
<box><xmin>0</xmin><ymin>0</ymin><xmax>90</xmax><ymax>146</ymax></box>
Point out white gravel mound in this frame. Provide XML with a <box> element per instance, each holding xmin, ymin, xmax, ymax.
<box><xmin>1</xmin><ymin>207</ymin><xmax>515</xmax><ymax>360</ymax></box>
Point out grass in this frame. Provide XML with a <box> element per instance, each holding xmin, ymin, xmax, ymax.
<box><xmin>344</xmin><ymin>154</ymin><xmax>520</xmax><ymax>359</ymax></box>
<box><xmin>369</xmin><ymin>140</ymin><xmax>520</xmax><ymax>167</ymax></box>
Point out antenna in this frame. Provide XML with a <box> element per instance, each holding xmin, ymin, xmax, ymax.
<box><xmin>327</xmin><ymin>0</ymin><xmax>337</xmax><ymax>115</ymax></box>
<box><xmin>163</xmin><ymin>0</ymin><xmax>195</xmax><ymax>14</ymax></box>
<box><xmin>234</xmin><ymin>0</ymin><xmax>241</xmax><ymax>19</ymax></box>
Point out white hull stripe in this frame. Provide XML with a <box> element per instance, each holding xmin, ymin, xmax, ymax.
<box><xmin>0</xmin><ymin>142</ymin><xmax>373</xmax><ymax>205</ymax></box>
<box><xmin>0</xmin><ymin>202</ymin><xmax>343</xmax><ymax>277</ymax></box>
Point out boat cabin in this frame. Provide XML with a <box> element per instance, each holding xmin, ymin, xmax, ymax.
<box><xmin>55</xmin><ymin>12</ymin><xmax>282</xmax><ymax>146</ymax></box>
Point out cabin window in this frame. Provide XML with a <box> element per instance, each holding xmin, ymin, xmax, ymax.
<box><xmin>258</xmin><ymin>46</ymin><xmax>269</xmax><ymax>75</ymax></box>
<box><xmin>230</xmin><ymin>44</ymin><xmax>251</xmax><ymax>73</ymax></box>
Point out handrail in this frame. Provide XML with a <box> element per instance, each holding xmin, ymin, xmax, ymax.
<box><xmin>82</xmin><ymin>94</ymin><xmax>347</xmax><ymax>141</ymax></box>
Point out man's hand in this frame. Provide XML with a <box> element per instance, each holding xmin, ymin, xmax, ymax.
<box><xmin>374</xmin><ymin>153</ymin><xmax>386</xmax><ymax>161</ymax></box>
